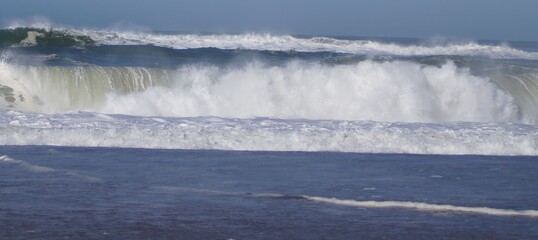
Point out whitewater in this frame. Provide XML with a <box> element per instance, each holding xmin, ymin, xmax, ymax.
<box><xmin>1</xmin><ymin>27</ymin><xmax>538</xmax><ymax>155</ymax></box>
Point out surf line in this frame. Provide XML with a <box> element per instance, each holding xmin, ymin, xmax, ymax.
<box><xmin>304</xmin><ymin>196</ymin><xmax>538</xmax><ymax>218</ymax></box>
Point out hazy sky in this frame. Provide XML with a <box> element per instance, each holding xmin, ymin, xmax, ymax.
<box><xmin>2</xmin><ymin>0</ymin><xmax>537</xmax><ymax>41</ymax></box>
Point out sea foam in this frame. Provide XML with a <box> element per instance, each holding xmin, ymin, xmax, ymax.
<box><xmin>305</xmin><ymin>196</ymin><xmax>538</xmax><ymax>218</ymax></box>
<box><xmin>1</xmin><ymin>111</ymin><xmax>537</xmax><ymax>155</ymax></box>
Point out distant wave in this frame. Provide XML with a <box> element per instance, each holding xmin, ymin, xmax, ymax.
<box><xmin>74</xmin><ymin>29</ymin><xmax>538</xmax><ymax>59</ymax></box>
<box><xmin>0</xmin><ymin>27</ymin><xmax>94</xmax><ymax>48</ymax></box>
<box><xmin>1</xmin><ymin>27</ymin><xmax>538</xmax><ymax>59</ymax></box>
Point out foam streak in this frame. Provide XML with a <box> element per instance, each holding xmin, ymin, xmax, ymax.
<box><xmin>150</xmin><ymin>186</ymin><xmax>538</xmax><ymax>218</ymax></box>
<box><xmin>305</xmin><ymin>196</ymin><xmax>538</xmax><ymax>218</ymax></box>
<box><xmin>0</xmin><ymin>155</ymin><xmax>102</xmax><ymax>182</ymax></box>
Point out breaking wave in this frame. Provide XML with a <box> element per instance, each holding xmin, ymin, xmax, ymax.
<box><xmin>1</xmin><ymin>27</ymin><xmax>538</xmax><ymax>59</ymax></box>
<box><xmin>1</xmin><ymin>26</ymin><xmax>538</xmax><ymax>155</ymax></box>
<box><xmin>2</xmin><ymin>60</ymin><xmax>535</xmax><ymax>123</ymax></box>
<box><xmin>76</xmin><ymin>29</ymin><xmax>538</xmax><ymax>59</ymax></box>
<box><xmin>0</xmin><ymin>27</ymin><xmax>94</xmax><ymax>48</ymax></box>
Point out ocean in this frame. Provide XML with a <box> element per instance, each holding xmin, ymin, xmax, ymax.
<box><xmin>1</xmin><ymin>27</ymin><xmax>538</xmax><ymax>239</ymax></box>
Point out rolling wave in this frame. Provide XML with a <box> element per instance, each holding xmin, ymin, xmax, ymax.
<box><xmin>2</xmin><ymin>60</ymin><xmax>535</xmax><ymax>123</ymax></box>
<box><xmin>1</xmin><ymin>27</ymin><xmax>538</xmax><ymax>59</ymax></box>
<box><xmin>2</xmin><ymin>26</ymin><xmax>538</xmax><ymax>155</ymax></box>
<box><xmin>0</xmin><ymin>27</ymin><xmax>94</xmax><ymax>48</ymax></box>
<box><xmin>73</xmin><ymin>29</ymin><xmax>538</xmax><ymax>59</ymax></box>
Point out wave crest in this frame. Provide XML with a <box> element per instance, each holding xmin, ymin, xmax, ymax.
<box><xmin>2</xmin><ymin>25</ymin><xmax>537</xmax><ymax>59</ymax></box>
<box><xmin>74</xmin><ymin>29</ymin><xmax>538</xmax><ymax>59</ymax></box>
<box><xmin>0</xmin><ymin>27</ymin><xmax>94</xmax><ymax>48</ymax></box>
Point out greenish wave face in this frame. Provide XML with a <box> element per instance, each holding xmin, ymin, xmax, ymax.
<box><xmin>0</xmin><ymin>64</ymin><xmax>173</xmax><ymax>112</ymax></box>
<box><xmin>492</xmin><ymin>67</ymin><xmax>538</xmax><ymax>123</ymax></box>
<box><xmin>0</xmin><ymin>28</ymin><xmax>94</xmax><ymax>48</ymax></box>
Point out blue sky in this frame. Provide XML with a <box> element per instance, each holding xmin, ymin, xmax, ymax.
<box><xmin>2</xmin><ymin>0</ymin><xmax>537</xmax><ymax>41</ymax></box>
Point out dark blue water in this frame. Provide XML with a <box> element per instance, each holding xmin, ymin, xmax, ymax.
<box><xmin>1</xmin><ymin>146</ymin><xmax>537</xmax><ymax>239</ymax></box>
